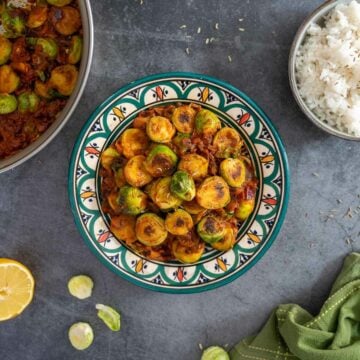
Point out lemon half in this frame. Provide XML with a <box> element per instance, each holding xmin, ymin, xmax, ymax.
<box><xmin>0</xmin><ymin>258</ymin><xmax>35</xmax><ymax>321</ymax></box>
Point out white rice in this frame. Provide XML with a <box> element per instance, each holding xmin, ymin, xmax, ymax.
<box><xmin>296</xmin><ymin>0</ymin><xmax>360</xmax><ymax>136</ymax></box>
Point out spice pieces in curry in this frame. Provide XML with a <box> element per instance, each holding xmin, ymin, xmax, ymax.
<box><xmin>100</xmin><ymin>103</ymin><xmax>258</xmax><ymax>263</ymax></box>
<box><xmin>0</xmin><ymin>0</ymin><xmax>82</xmax><ymax>158</ymax></box>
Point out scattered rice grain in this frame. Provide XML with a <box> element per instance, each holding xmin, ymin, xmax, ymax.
<box><xmin>179</xmin><ymin>25</ymin><xmax>187</xmax><ymax>29</ymax></box>
<box><xmin>205</xmin><ymin>38</ymin><xmax>210</xmax><ymax>45</ymax></box>
<box><xmin>228</xmin><ymin>55</ymin><xmax>232</xmax><ymax>63</ymax></box>
<box><xmin>215</xmin><ymin>23</ymin><xmax>219</xmax><ymax>30</ymax></box>
<box><xmin>197</xmin><ymin>27</ymin><xmax>201</xmax><ymax>34</ymax></box>
<box><xmin>185</xmin><ymin>48</ymin><xmax>190</xmax><ymax>55</ymax></box>
<box><xmin>239</xmin><ymin>27</ymin><xmax>245</xmax><ymax>32</ymax></box>
<box><xmin>199</xmin><ymin>343</ymin><xmax>203</xmax><ymax>350</ymax></box>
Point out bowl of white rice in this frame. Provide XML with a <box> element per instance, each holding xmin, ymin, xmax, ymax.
<box><xmin>289</xmin><ymin>0</ymin><xmax>360</xmax><ymax>140</ymax></box>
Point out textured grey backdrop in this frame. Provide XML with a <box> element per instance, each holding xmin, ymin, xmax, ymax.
<box><xmin>1</xmin><ymin>1</ymin><xmax>359</xmax><ymax>359</ymax></box>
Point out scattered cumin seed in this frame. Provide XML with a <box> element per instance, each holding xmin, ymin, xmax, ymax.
<box><xmin>215</xmin><ymin>23</ymin><xmax>219</xmax><ymax>30</ymax></box>
<box><xmin>197</xmin><ymin>27</ymin><xmax>201</xmax><ymax>34</ymax></box>
<box><xmin>228</xmin><ymin>55</ymin><xmax>232</xmax><ymax>63</ymax></box>
<box><xmin>312</xmin><ymin>172</ymin><xmax>320</xmax><ymax>177</ymax></box>
<box><xmin>185</xmin><ymin>47</ymin><xmax>190</xmax><ymax>55</ymax></box>
<box><xmin>199</xmin><ymin>343</ymin><xmax>203</xmax><ymax>350</ymax></box>
<box><xmin>180</xmin><ymin>25</ymin><xmax>187</xmax><ymax>29</ymax></box>
<box><xmin>239</xmin><ymin>27</ymin><xmax>245</xmax><ymax>32</ymax></box>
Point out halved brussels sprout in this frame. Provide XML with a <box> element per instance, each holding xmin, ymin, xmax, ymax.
<box><xmin>213</xmin><ymin>127</ymin><xmax>242</xmax><ymax>158</ymax></box>
<box><xmin>170</xmin><ymin>171</ymin><xmax>196</xmax><ymax>201</ymax></box>
<box><xmin>195</xmin><ymin>109</ymin><xmax>221</xmax><ymax>137</ymax></box>
<box><xmin>146</xmin><ymin>116</ymin><xmax>176</xmax><ymax>143</ymax></box>
<box><xmin>18</xmin><ymin>92</ymin><xmax>40</xmax><ymax>113</ymax></box>
<box><xmin>111</xmin><ymin>214</ymin><xmax>137</xmax><ymax>243</ymax></box>
<box><xmin>118</xmin><ymin>186</ymin><xmax>147</xmax><ymax>215</ymax></box>
<box><xmin>144</xmin><ymin>144</ymin><xmax>178</xmax><ymax>178</ymax></box>
<box><xmin>171</xmin><ymin>105</ymin><xmax>197</xmax><ymax>133</ymax></box>
<box><xmin>114</xmin><ymin>168</ymin><xmax>127</xmax><ymax>188</ymax></box>
<box><xmin>2</xmin><ymin>10</ymin><xmax>25</xmax><ymax>38</ymax></box>
<box><xmin>34</xmin><ymin>80</ymin><xmax>53</xmax><ymax>99</ymax></box>
<box><xmin>178</xmin><ymin>154</ymin><xmax>208</xmax><ymax>180</ymax></box>
<box><xmin>235</xmin><ymin>198</ymin><xmax>256</xmax><ymax>221</ymax></box>
<box><xmin>173</xmin><ymin>132</ymin><xmax>191</xmax><ymax>155</ymax></box>
<box><xmin>120</xmin><ymin>128</ymin><xmax>149</xmax><ymax>159</ymax></box>
<box><xmin>182</xmin><ymin>199</ymin><xmax>206</xmax><ymax>215</ymax></box>
<box><xmin>0</xmin><ymin>36</ymin><xmax>12</xmax><ymax>65</ymax></box>
<box><xmin>47</xmin><ymin>0</ymin><xmax>72</xmax><ymax>6</ymax></box>
<box><xmin>197</xmin><ymin>215</ymin><xmax>225</xmax><ymax>244</ymax></box>
<box><xmin>196</xmin><ymin>176</ymin><xmax>230</xmax><ymax>209</ymax></box>
<box><xmin>107</xmin><ymin>191</ymin><xmax>121</xmax><ymax>212</ymax></box>
<box><xmin>27</xmin><ymin>5</ymin><xmax>48</xmax><ymax>28</ymax></box>
<box><xmin>49</xmin><ymin>64</ymin><xmax>78</xmax><ymax>96</ymax></box>
<box><xmin>133</xmin><ymin>115</ymin><xmax>149</xmax><ymax>130</ymax></box>
<box><xmin>135</xmin><ymin>213</ymin><xmax>168</xmax><ymax>246</ymax></box>
<box><xmin>68</xmin><ymin>322</ymin><xmax>94</xmax><ymax>351</ymax></box>
<box><xmin>68</xmin><ymin>35</ymin><xmax>83</xmax><ymax>64</ymax></box>
<box><xmin>100</xmin><ymin>147</ymin><xmax>120</xmax><ymax>171</ymax></box>
<box><xmin>220</xmin><ymin>158</ymin><xmax>246</xmax><ymax>188</ymax></box>
<box><xmin>0</xmin><ymin>94</ymin><xmax>17</xmax><ymax>114</ymax></box>
<box><xmin>36</xmin><ymin>38</ymin><xmax>59</xmax><ymax>59</ymax></box>
<box><xmin>172</xmin><ymin>237</ymin><xmax>205</xmax><ymax>263</ymax></box>
<box><xmin>150</xmin><ymin>177</ymin><xmax>182</xmax><ymax>211</ymax></box>
<box><xmin>165</xmin><ymin>209</ymin><xmax>193</xmax><ymax>235</ymax></box>
<box><xmin>0</xmin><ymin>65</ymin><xmax>20</xmax><ymax>93</ymax></box>
<box><xmin>211</xmin><ymin>226</ymin><xmax>236</xmax><ymax>251</ymax></box>
<box><xmin>201</xmin><ymin>346</ymin><xmax>230</xmax><ymax>360</ymax></box>
<box><xmin>124</xmin><ymin>155</ymin><xmax>153</xmax><ymax>187</ymax></box>
<box><xmin>50</xmin><ymin>6</ymin><xmax>81</xmax><ymax>35</ymax></box>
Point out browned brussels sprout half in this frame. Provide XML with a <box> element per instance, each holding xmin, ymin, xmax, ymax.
<box><xmin>171</xmin><ymin>105</ymin><xmax>197</xmax><ymax>133</ymax></box>
<box><xmin>0</xmin><ymin>65</ymin><xmax>20</xmax><ymax>93</ymax></box>
<box><xmin>0</xmin><ymin>36</ymin><xmax>12</xmax><ymax>65</ymax></box>
<box><xmin>49</xmin><ymin>65</ymin><xmax>78</xmax><ymax>96</ymax></box>
<box><xmin>118</xmin><ymin>186</ymin><xmax>147</xmax><ymax>215</ymax></box>
<box><xmin>213</xmin><ymin>127</ymin><xmax>242</xmax><ymax>158</ymax></box>
<box><xmin>124</xmin><ymin>155</ymin><xmax>153</xmax><ymax>187</ymax></box>
<box><xmin>235</xmin><ymin>198</ymin><xmax>256</xmax><ymax>221</ymax></box>
<box><xmin>120</xmin><ymin>128</ymin><xmax>149</xmax><ymax>159</ymax></box>
<box><xmin>1</xmin><ymin>10</ymin><xmax>25</xmax><ymax>38</ymax></box>
<box><xmin>195</xmin><ymin>109</ymin><xmax>221</xmax><ymax>137</ymax></box>
<box><xmin>172</xmin><ymin>237</ymin><xmax>205</xmax><ymax>264</ymax></box>
<box><xmin>197</xmin><ymin>216</ymin><xmax>225</xmax><ymax>244</ymax></box>
<box><xmin>110</xmin><ymin>214</ymin><xmax>137</xmax><ymax>244</ymax></box>
<box><xmin>165</xmin><ymin>209</ymin><xmax>193</xmax><ymax>236</ymax></box>
<box><xmin>135</xmin><ymin>213</ymin><xmax>168</xmax><ymax>246</ymax></box>
<box><xmin>144</xmin><ymin>144</ymin><xmax>178</xmax><ymax>178</ymax></box>
<box><xmin>196</xmin><ymin>176</ymin><xmax>230</xmax><ymax>209</ymax></box>
<box><xmin>178</xmin><ymin>154</ymin><xmax>208</xmax><ymax>180</ymax></box>
<box><xmin>149</xmin><ymin>177</ymin><xmax>182</xmax><ymax>211</ymax></box>
<box><xmin>146</xmin><ymin>116</ymin><xmax>176</xmax><ymax>143</ymax></box>
<box><xmin>220</xmin><ymin>158</ymin><xmax>246</xmax><ymax>188</ymax></box>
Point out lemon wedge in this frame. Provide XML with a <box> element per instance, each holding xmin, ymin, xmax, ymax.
<box><xmin>0</xmin><ymin>258</ymin><xmax>35</xmax><ymax>321</ymax></box>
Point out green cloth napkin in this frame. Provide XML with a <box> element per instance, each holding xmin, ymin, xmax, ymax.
<box><xmin>230</xmin><ymin>253</ymin><xmax>360</xmax><ymax>360</ymax></box>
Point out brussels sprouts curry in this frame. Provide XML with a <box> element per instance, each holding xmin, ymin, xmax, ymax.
<box><xmin>0</xmin><ymin>0</ymin><xmax>82</xmax><ymax>158</ymax></box>
<box><xmin>100</xmin><ymin>103</ymin><xmax>258</xmax><ymax>264</ymax></box>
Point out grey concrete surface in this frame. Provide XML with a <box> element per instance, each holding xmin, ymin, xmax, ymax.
<box><xmin>1</xmin><ymin>1</ymin><xmax>359</xmax><ymax>359</ymax></box>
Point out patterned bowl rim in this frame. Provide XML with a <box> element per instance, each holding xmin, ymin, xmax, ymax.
<box><xmin>68</xmin><ymin>72</ymin><xmax>290</xmax><ymax>294</ymax></box>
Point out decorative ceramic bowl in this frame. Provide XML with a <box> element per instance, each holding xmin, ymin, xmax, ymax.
<box><xmin>289</xmin><ymin>0</ymin><xmax>360</xmax><ymax>141</ymax></box>
<box><xmin>68</xmin><ymin>72</ymin><xmax>290</xmax><ymax>293</ymax></box>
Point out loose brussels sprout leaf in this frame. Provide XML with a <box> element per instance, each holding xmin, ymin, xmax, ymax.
<box><xmin>0</xmin><ymin>36</ymin><xmax>12</xmax><ymax>65</ymax></box>
<box><xmin>120</xmin><ymin>128</ymin><xmax>149</xmax><ymax>159</ymax></box>
<box><xmin>171</xmin><ymin>105</ymin><xmax>196</xmax><ymax>133</ymax></box>
<box><xmin>100</xmin><ymin>147</ymin><xmax>120</xmax><ymax>171</ymax></box>
<box><xmin>165</xmin><ymin>209</ymin><xmax>193</xmax><ymax>235</ymax></box>
<box><xmin>211</xmin><ymin>226</ymin><xmax>236</xmax><ymax>251</ymax></box>
<box><xmin>135</xmin><ymin>213</ymin><xmax>168</xmax><ymax>246</ymax></box>
<box><xmin>0</xmin><ymin>94</ymin><xmax>17</xmax><ymax>114</ymax></box>
<box><xmin>213</xmin><ymin>127</ymin><xmax>242</xmax><ymax>158</ymax></box>
<box><xmin>2</xmin><ymin>10</ymin><xmax>25</xmax><ymax>38</ymax></box>
<box><xmin>195</xmin><ymin>109</ymin><xmax>221</xmax><ymax>137</ymax></box>
<box><xmin>68</xmin><ymin>322</ymin><xmax>94</xmax><ymax>351</ymax></box>
<box><xmin>0</xmin><ymin>65</ymin><xmax>20</xmax><ymax>93</ymax></box>
<box><xmin>146</xmin><ymin>116</ymin><xmax>176</xmax><ymax>143</ymax></box>
<box><xmin>150</xmin><ymin>177</ymin><xmax>182</xmax><ymax>211</ymax></box>
<box><xmin>235</xmin><ymin>198</ymin><xmax>256</xmax><ymax>221</ymax></box>
<box><xmin>178</xmin><ymin>154</ymin><xmax>208</xmax><ymax>180</ymax></box>
<box><xmin>118</xmin><ymin>186</ymin><xmax>147</xmax><ymax>215</ymax></box>
<box><xmin>96</xmin><ymin>304</ymin><xmax>121</xmax><ymax>332</ymax></box>
<box><xmin>68</xmin><ymin>35</ymin><xmax>83</xmax><ymax>64</ymax></box>
<box><xmin>144</xmin><ymin>144</ymin><xmax>178</xmax><ymax>178</ymax></box>
<box><xmin>172</xmin><ymin>237</ymin><xmax>205</xmax><ymax>264</ymax></box>
<box><xmin>201</xmin><ymin>346</ymin><xmax>230</xmax><ymax>360</ymax></box>
<box><xmin>49</xmin><ymin>64</ymin><xmax>78</xmax><ymax>96</ymax></box>
<box><xmin>170</xmin><ymin>171</ymin><xmax>196</xmax><ymax>201</ymax></box>
<box><xmin>220</xmin><ymin>158</ymin><xmax>246</xmax><ymax>188</ymax></box>
<box><xmin>124</xmin><ymin>155</ymin><xmax>153</xmax><ymax>187</ymax></box>
<box><xmin>37</xmin><ymin>38</ymin><xmax>58</xmax><ymax>59</ymax></box>
<box><xmin>47</xmin><ymin>0</ymin><xmax>72</xmax><ymax>7</ymax></box>
<box><xmin>196</xmin><ymin>176</ymin><xmax>230</xmax><ymax>209</ymax></box>
<box><xmin>27</xmin><ymin>6</ymin><xmax>48</xmax><ymax>29</ymax></box>
<box><xmin>110</xmin><ymin>214</ymin><xmax>137</xmax><ymax>243</ymax></box>
<box><xmin>18</xmin><ymin>92</ymin><xmax>40</xmax><ymax>113</ymax></box>
<box><xmin>68</xmin><ymin>275</ymin><xmax>94</xmax><ymax>300</ymax></box>
<box><xmin>197</xmin><ymin>216</ymin><xmax>225</xmax><ymax>244</ymax></box>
